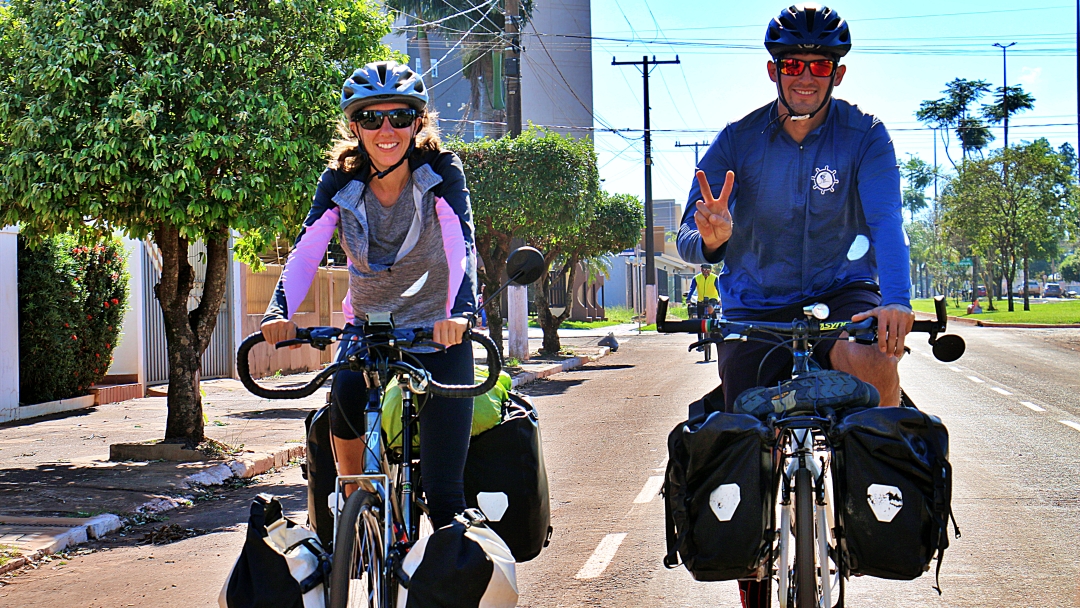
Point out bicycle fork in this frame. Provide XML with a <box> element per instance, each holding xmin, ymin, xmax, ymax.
<box><xmin>778</xmin><ymin>429</ymin><xmax>836</xmax><ymax>608</ymax></box>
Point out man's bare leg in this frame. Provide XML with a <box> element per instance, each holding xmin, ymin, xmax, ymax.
<box><xmin>830</xmin><ymin>340</ymin><xmax>900</xmax><ymax>406</ymax></box>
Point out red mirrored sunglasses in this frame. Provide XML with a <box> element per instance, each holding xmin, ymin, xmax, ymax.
<box><xmin>776</xmin><ymin>58</ymin><xmax>837</xmax><ymax>78</ymax></box>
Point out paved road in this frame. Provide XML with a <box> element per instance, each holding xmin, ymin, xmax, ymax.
<box><xmin>2</xmin><ymin>325</ymin><xmax>1078</xmax><ymax>606</ymax></box>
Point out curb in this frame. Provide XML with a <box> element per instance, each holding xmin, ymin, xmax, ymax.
<box><xmin>510</xmin><ymin>346</ymin><xmax>610</xmax><ymax>388</ymax></box>
<box><xmin>0</xmin><ymin>514</ymin><xmax>122</xmax><ymax>574</ymax></box>
<box><xmin>918</xmin><ymin>312</ymin><xmax>1080</xmax><ymax>329</ymax></box>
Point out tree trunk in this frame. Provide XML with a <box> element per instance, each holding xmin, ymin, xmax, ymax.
<box><xmin>535</xmin><ymin>257</ymin><xmax>576</xmax><ymax>355</ymax></box>
<box><xmin>1022</xmin><ymin>251</ymin><xmax>1030</xmax><ymax>312</ymax></box>
<box><xmin>476</xmin><ymin>230</ymin><xmax>511</xmax><ymax>347</ymax></box>
<box><xmin>154</xmin><ymin>223</ymin><xmax>231</xmax><ymax>447</ymax></box>
<box><xmin>1005</xmin><ymin>257</ymin><xmax>1016</xmax><ymax>312</ymax></box>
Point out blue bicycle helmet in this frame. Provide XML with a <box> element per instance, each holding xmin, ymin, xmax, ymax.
<box><xmin>340</xmin><ymin>61</ymin><xmax>429</xmax><ymax>117</ymax></box>
<box><xmin>764</xmin><ymin>4</ymin><xmax>851</xmax><ymax>59</ymax></box>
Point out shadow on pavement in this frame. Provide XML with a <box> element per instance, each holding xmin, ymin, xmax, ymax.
<box><xmin>517</xmin><ymin>378</ymin><xmax>585</xmax><ymax>397</ymax></box>
<box><xmin>568</xmin><ymin>364</ymin><xmax>634</xmax><ymax>372</ymax></box>
<box><xmin>228</xmin><ymin>408</ymin><xmax>312</xmax><ymax>420</ymax></box>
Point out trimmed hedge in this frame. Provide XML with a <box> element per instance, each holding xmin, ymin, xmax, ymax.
<box><xmin>17</xmin><ymin>234</ymin><xmax>129</xmax><ymax>405</ymax></box>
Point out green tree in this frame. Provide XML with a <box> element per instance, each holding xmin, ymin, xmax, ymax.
<box><xmin>449</xmin><ymin>128</ymin><xmax>597</xmax><ymax>346</ymax></box>
<box><xmin>940</xmin><ymin>139</ymin><xmax>1073</xmax><ymax>312</ymax></box>
<box><xmin>1061</xmin><ymin>253</ymin><xmax>1080</xmax><ymax>282</ymax></box>
<box><xmin>916</xmin><ymin>78</ymin><xmax>994</xmax><ymax>167</ymax></box>
<box><xmin>0</xmin><ymin>0</ymin><xmax>392</xmax><ymax>445</ymax></box>
<box><xmin>900</xmin><ymin>155</ymin><xmax>936</xmax><ymax>221</ymax></box>
<box><xmin>981</xmin><ymin>84</ymin><xmax>1035</xmax><ymax>125</ymax></box>
<box><xmin>530</xmin><ymin>192</ymin><xmax>643</xmax><ymax>354</ymax></box>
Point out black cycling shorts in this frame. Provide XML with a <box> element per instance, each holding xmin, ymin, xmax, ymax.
<box><xmin>711</xmin><ymin>283</ymin><xmax>882</xmax><ymax>414</ymax></box>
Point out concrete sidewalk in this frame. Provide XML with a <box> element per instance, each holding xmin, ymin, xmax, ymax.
<box><xmin>0</xmin><ymin>333</ymin><xmax>616</xmax><ymax>574</ymax></box>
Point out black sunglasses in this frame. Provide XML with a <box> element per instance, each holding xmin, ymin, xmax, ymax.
<box><xmin>350</xmin><ymin>108</ymin><xmax>419</xmax><ymax>130</ymax></box>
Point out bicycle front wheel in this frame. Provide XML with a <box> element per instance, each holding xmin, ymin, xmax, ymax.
<box><xmin>794</xmin><ymin>467</ymin><xmax>817</xmax><ymax>608</ymax></box>
<box><xmin>330</xmin><ymin>490</ymin><xmax>388</xmax><ymax>608</ymax></box>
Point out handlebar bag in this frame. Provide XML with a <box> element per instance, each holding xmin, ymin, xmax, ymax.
<box><xmin>463</xmin><ymin>391</ymin><xmax>552</xmax><ymax>563</ymax></box>
<box><xmin>303</xmin><ymin>405</ymin><xmax>336</xmax><ymax>553</ymax></box>
<box><xmin>397</xmin><ymin>509</ymin><xmax>518</xmax><ymax>608</ymax></box>
<box><xmin>219</xmin><ymin>494</ymin><xmax>331</xmax><ymax>608</ymax></box>
<box><xmin>831</xmin><ymin>406</ymin><xmax>954</xmax><ymax>581</ymax></box>
<box><xmin>663</xmin><ymin>407</ymin><xmax>775</xmax><ymax>581</ymax></box>
<box><xmin>383</xmin><ymin>366</ymin><xmax>511</xmax><ymax>451</ymax></box>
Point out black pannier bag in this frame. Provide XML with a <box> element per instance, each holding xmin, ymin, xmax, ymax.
<box><xmin>663</xmin><ymin>401</ymin><xmax>775</xmax><ymax>581</ymax></box>
<box><xmin>303</xmin><ymin>404</ymin><xmax>336</xmax><ymax>553</ymax></box>
<box><xmin>464</xmin><ymin>391</ymin><xmax>552</xmax><ymax>563</ymax></box>
<box><xmin>220</xmin><ymin>494</ymin><xmax>331</xmax><ymax>608</ymax></box>
<box><xmin>831</xmin><ymin>406</ymin><xmax>956</xmax><ymax>581</ymax></box>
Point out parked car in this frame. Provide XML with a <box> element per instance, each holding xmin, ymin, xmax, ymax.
<box><xmin>1043</xmin><ymin>283</ymin><xmax>1063</xmax><ymax>298</ymax></box>
<box><xmin>976</xmin><ymin>285</ymin><xmax>987</xmax><ymax>298</ymax></box>
<box><xmin>1065</xmin><ymin>289</ymin><xmax>1078</xmax><ymax>299</ymax></box>
<box><xmin>1015</xmin><ymin>280</ymin><xmax>1040</xmax><ymax>296</ymax></box>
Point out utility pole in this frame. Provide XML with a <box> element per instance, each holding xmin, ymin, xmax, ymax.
<box><xmin>503</xmin><ymin>0</ymin><xmax>526</xmax><ymax>361</ymax></box>
<box><xmin>505</xmin><ymin>0</ymin><xmax>522</xmax><ymax>136</ymax></box>
<box><xmin>993</xmin><ymin>42</ymin><xmax>1016</xmax><ymax>149</ymax></box>
<box><xmin>675</xmin><ymin>140</ymin><xmax>710</xmax><ymax>167</ymax></box>
<box><xmin>613</xmin><ymin>55</ymin><xmax>680</xmax><ymax>324</ymax></box>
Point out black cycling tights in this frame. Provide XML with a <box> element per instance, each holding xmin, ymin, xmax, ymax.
<box><xmin>329</xmin><ymin>341</ymin><xmax>474</xmax><ymax>529</ymax></box>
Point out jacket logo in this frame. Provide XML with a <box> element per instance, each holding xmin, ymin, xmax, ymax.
<box><xmin>812</xmin><ymin>166</ymin><xmax>839</xmax><ymax>194</ymax></box>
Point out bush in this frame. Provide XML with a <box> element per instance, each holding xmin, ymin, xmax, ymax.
<box><xmin>17</xmin><ymin>234</ymin><xmax>129</xmax><ymax>405</ymax></box>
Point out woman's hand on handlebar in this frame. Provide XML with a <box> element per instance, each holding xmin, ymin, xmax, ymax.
<box><xmin>851</xmin><ymin>304</ymin><xmax>914</xmax><ymax>360</ymax></box>
<box><xmin>433</xmin><ymin>317</ymin><xmax>469</xmax><ymax>347</ymax></box>
<box><xmin>261</xmin><ymin>318</ymin><xmax>301</xmax><ymax>350</ymax></box>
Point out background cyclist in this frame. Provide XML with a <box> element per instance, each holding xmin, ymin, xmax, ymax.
<box><xmin>261</xmin><ymin>61</ymin><xmax>478</xmax><ymax>530</ymax></box>
<box><xmin>686</xmin><ymin>263</ymin><xmax>720</xmax><ymax>319</ymax></box>
<box><xmin>677</xmin><ymin>7</ymin><xmax>913</xmax><ymax>604</ymax></box>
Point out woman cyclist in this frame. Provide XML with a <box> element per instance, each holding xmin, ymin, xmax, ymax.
<box><xmin>261</xmin><ymin>60</ymin><xmax>478</xmax><ymax>530</ymax></box>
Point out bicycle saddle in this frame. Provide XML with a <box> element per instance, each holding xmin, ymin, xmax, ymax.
<box><xmin>733</xmin><ymin>370</ymin><xmax>880</xmax><ymax>419</ymax></box>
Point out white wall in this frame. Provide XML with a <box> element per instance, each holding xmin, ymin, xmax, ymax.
<box><xmin>105</xmin><ymin>238</ymin><xmax>146</xmax><ymax>384</ymax></box>
<box><xmin>0</xmin><ymin>226</ymin><xmax>20</xmax><ymax>415</ymax></box>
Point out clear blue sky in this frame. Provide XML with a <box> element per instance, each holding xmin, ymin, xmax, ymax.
<box><xmin>580</xmin><ymin>1</ymin><xmax>1078</xmax><ymax>216</ymax></box>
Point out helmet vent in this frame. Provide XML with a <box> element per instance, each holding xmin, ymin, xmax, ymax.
<box><xmin>377</xmin><ymin>63</ymin><xmax>388</xmax><ymax>85</ymax></box>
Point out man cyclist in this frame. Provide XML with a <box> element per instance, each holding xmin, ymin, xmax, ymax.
<box><xmin>686</xmin><ymin>263</ymin><xmax>720</xmax><ymax>319</ymax></box>
<box><xmin>677</xmin><ymin>7</ymin><xmax>913</xmax><ymax>603</ymax></box>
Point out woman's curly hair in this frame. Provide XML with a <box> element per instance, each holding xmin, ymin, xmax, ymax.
<box><xmin>328</xmin><ymin>108</ymin><xmax>442</xmax><ymax>174</ymax></box>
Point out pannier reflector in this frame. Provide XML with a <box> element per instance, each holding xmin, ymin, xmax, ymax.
<box><xmin>709</xmin><ymin>484</ymin><xmax>741</xmax><ymax>522</ymax></box>
<box><xmin>478</xmin><ymin>492</ymin><xmax>510</xmax><ymax>522</ymax></box>
<box><xmin>867</xmin><ymin>483</ymin><xmax>903</xmax><ymax>522</ymax></box>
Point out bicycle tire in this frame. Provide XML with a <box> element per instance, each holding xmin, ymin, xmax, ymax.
<box><xmin>794</xmin><ymin>467</ymin><xmax>816</xmax><ymax>608</ymax></box>
<box><xmin>330</xmin><ymin>490</ymin><xmax>387</xmax><ymax>608</ymax></box>
<box><xmin>704</xmin><ymin>340</ymin><xmax>712</xmax><ymax>362</ymax></box>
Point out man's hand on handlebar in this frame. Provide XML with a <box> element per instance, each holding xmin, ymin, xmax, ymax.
<box><xmin>434</xmin><ymin>317</ymin><xmax>469</xmax><ymax>347</ymax></box>
<box><xmin>261</xmin><ymin>318</ymin><xmax>301</xmax><ymax>350</ymax></box>
<box><xmin>851</xmin><ymin>304</ymin><xmax>915</xmax><ymax>360</ymax></box>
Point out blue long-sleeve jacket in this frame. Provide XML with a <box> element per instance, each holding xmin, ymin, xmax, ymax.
<box><xmin>678</xmin><ymin>99</ymin><xmax>911</xmax><ymax>319</ymax></box>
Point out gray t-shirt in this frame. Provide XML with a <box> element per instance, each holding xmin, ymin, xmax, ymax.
<box><xmin>362</xmin><ymin>178</ymin><xmax>416</xmax><ymax>267</ymax></box>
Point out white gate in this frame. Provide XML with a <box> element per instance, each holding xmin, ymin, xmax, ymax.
<box><xmin>143</xmin><ymin>240</ymin><xmax>234</xmax><ymax>385</ymax></box>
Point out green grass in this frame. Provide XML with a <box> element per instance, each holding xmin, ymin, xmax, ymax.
<box><xmin>912</xmin><ymin>298</ymin><xmax>1080</xmax><ymax>325</ymax></box>
<box><xmin>525</xmin><ymin>303</ymin><xmax>690</xmax><ymax>330</ymax></box>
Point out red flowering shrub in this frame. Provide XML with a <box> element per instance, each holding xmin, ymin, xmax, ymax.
<box><xmin>17</xmin><ymin>235</ymin><xmax>129</xmax><ymax>404</ymax></box>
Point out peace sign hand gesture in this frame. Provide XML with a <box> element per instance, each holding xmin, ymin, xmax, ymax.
<box><xmin>693</xmin><ymin>170</ymin><xmax>734</xmax><ymax>256</ymax></box>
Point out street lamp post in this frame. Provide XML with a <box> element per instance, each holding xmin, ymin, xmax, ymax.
<box><xmin>993</xmin><ymin>42</ymin><xmax>1016</xmax><ymax>149</ymax></box>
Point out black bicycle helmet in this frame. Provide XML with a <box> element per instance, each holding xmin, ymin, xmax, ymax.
<box><xmin>340</xmin><ymin>60</ymin><xmax>429</xmax><ymax>117</ymax></box>
<box><xmin>765</xmin><ymin>4</ymin><xmax>851</xmax><ymax>59</ymax></box>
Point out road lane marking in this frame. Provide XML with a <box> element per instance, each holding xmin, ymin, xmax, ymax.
<box><xmin>949</xmin><ymin>366</ymin><xmax>962</xmax><ymax>372</ymax></box>
<box><xmin>1060</xmin><ymin>421</ymin><xmax>1080</xmax><ymax>433</ymax></box>
<box><xmin>1021</xmin><ymin>401</ymin><xmax>1046</xmax><ymax>412</ymax></box>
<box><xmin>990</xmin><ymin>387</ymin><xmax>1013</xmax><ymax>396</ymax></box>
<box><xmin>575</xmin><ymin>533</ymin><xmax>627</xmax><ymax>579</ymax></box>
<box><xmin>967</xmin><ymin>376</ymin><xmax>984</xmax><ymax>383</ymax></box>
<box><xmin>633</xmin><ymin>476</ymin><xmax>665</xmax><ymax>504</ymax></box>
